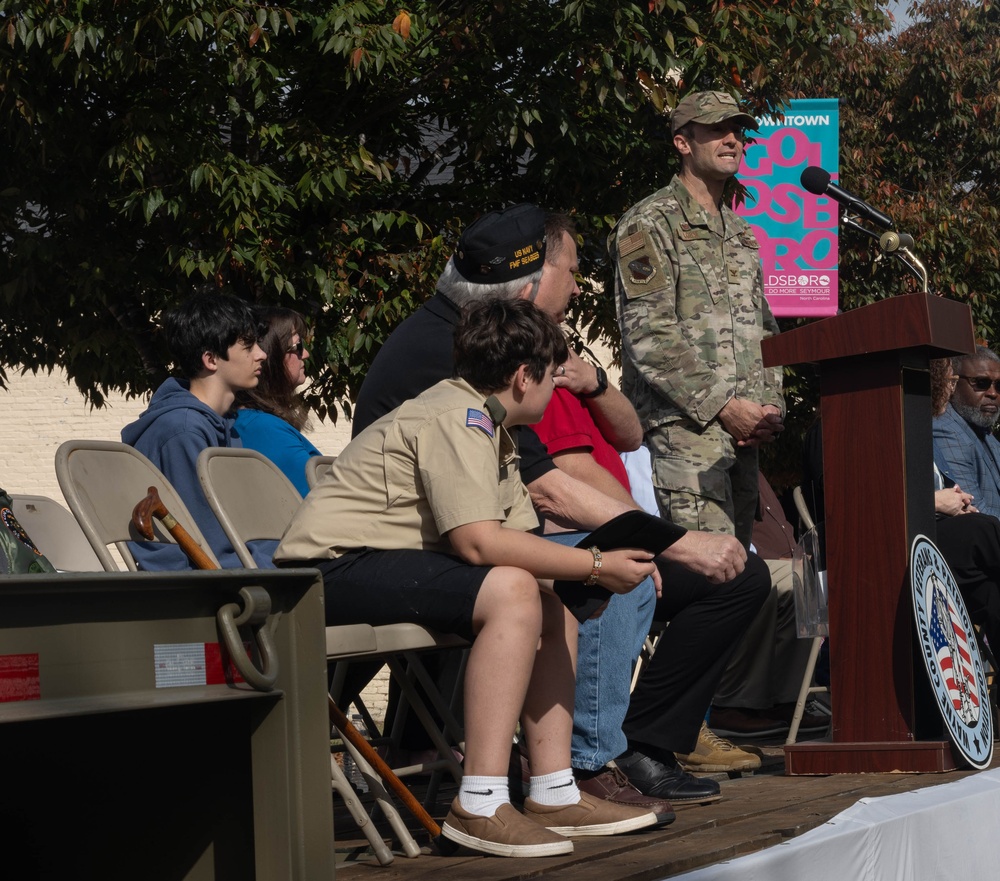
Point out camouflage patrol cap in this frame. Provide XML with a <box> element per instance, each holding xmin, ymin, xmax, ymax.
<box><xmin>670</xmin><ymin>91</ymin><xmax>758</xmax><ymax>134</ymax></box>
<box><xmin>453</xmin><ymin>203</ymin><xmax>547</xmax><ymax>284</ymax></box>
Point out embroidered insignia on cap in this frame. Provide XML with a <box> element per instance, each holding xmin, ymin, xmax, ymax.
<box><xmin>628</xmin><ymin>256</ymin><xmax>657</xmax><ymax>284</ymax></box>
<box><xmin>466</xmin><ymin>408</ymin><xmax>495</xmax><ymax>438</ymax></box>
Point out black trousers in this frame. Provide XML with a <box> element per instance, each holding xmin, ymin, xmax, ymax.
<box><xmin>935</xmin><ymin>512</ymin><xmax>1000</xmax><ymax>657</ymax></box>
<box><xmin>624</xmin><ymin>552</ymin><xmax>771</xmax><ymax>755</ymax></box>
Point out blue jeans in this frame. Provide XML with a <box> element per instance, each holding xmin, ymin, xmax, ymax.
<box><xmin>543</xmin><ymin>532</ymin><xmax>657</xmax><ymax>770</ymax></box>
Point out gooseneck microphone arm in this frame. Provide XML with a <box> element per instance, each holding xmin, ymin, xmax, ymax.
<box><xmin>802</xmin><ymin>166</ymin><xmax>928</xmax><ymax>292</ymax></box>
<box><xmin>840</xmin><ymin>214</ymin><xmax>926</xmax><ymax>291</ymax></box>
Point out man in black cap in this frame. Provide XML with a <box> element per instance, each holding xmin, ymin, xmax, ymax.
<box><xmin>354</xmin><ymin>204</ymin><xmax>764</xmax><ymax>812</ymax></box>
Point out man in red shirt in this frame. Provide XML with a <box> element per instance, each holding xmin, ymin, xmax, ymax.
<box><xmin>533</xmin><ymin>374</ymin><xmax>766</xmax><ymax>779</ymax></box>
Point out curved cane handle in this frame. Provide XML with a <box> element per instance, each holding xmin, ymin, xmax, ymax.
<box><xmin>217</xmin><ymin>585</ymin><xmax>279</xmax><ymax>691</ymax></box>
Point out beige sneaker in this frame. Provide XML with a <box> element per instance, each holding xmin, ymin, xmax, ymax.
<box><xmin>441</xmin><ymin>798</ymin><xmax>573</xmax><ymax>857</ymax></box>
<box><xmin>522</xmin><ymin>791</ymin><xmax>658</xmax><ymax>838</ymax></box>
<box><xmin>674</xmin><ymin>722</ymin><xmax>761</xmax><ymax>773</ymax></box>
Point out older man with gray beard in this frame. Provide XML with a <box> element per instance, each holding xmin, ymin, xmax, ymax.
<box><xmin>934</xmin><ymin>345</ymin><xmax>1000</xmax><ymax>520</ymax></box>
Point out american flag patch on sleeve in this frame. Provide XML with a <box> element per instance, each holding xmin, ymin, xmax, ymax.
<box><xmin>466</xmin><ymin>408</ymin><xmax>495</xmax><ymax>438</ymax></box>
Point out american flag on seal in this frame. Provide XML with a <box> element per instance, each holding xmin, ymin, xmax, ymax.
<box><xmin>930</xmin><ymin>579</ymin><xmax>980</xmax><ymax>723</ymax></box>
<box><xmin>465</xmin><ymin>408</ymin><xmax>494</xmax><ymax>438</ymax></box>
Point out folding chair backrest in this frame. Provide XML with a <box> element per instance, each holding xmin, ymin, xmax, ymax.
<box><xmin>197</xmin><ymin>447</ymin><xmax>302</xmax><ymax>569</ymax></box>
<box><xmin>10</xmin><ymin>494</ymin><xmax>103</xmax><ymax>572</ymax></box>
<box><xmin>305</xmin><ymin>455</ymin><xmax>337</xmax><ymax>490</ymax></box>
<box><xmin>55</xmin><ymin>439</ymin><xmax>220</xmax><ymax>572</ymax></box>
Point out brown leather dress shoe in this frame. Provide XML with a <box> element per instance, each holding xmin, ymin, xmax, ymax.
<box><xmin>575</xmin><ymin>767</ymin><xmax>676</xmax><ymax>826</ymax></box>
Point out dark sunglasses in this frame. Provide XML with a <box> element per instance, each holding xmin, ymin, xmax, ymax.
<box><xmin>960</xmin><ymin>375</ymin><xmax>1000</xmax><ymax>393</ymax></box>
<box><xmin>286</xmin><ymin>340</ymin><xmax>305</xmax><ymax>357</ymax></box>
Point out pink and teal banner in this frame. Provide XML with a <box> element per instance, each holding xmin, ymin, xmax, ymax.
<box><xmin>737</xmin><ymin>98</ymin><xmax>839</xmax><ymax>317</ymax></box>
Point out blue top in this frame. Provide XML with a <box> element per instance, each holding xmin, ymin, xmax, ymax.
<box><xmin>233</xmin><ymin>409</ymin><xmax>320</xmax><ymax>497</ymax></box>
<box><xmin>933</xmin><ymin>403</ymin><xmax>1000</xmax><ymax>520</ymax></box>
<box><xmin>121</xmin><ymin>378</ymin><xmax>276</xmax><ymax>570</ymax></box>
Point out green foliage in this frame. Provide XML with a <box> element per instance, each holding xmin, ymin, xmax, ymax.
<box><xmin>768</xmin><ymin>0</ymin><xmax>1000</xmax><ymax>484</ymax></box>
<box><xmin>790</xmin><ymin>0</ymin><xmax>1000</xmax><ymax>333</ymax></box>
<box><xmin>0</xmin><ymin>0</ymin><xmax>885</xmax><ymax>418</ymax></box>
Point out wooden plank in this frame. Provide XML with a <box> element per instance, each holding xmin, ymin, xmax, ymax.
<box><xmin>334</xmin><ymin>752</ymin><xmax>992</xmax><ymax>880</ymax></box>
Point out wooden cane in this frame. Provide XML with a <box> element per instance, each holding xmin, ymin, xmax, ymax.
<box><xmin>130</xmin><ymin>485</ymin><xmax>445</xmax><ymax>841</ymax></box>
<box><xmin>132</xmin><ymin>486</ymin><xmax>217</xmax><ymax>570</ymax></box>
<box><xmin>328</xmin><ymin>696</ymin><xmax>442</xmax><ymax>839</ymax></box>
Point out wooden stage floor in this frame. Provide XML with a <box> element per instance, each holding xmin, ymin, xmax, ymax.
<box><xmin>332</xmin><ymin>742</ymin><xmax>999</xmax><ymax>879</ymax></box>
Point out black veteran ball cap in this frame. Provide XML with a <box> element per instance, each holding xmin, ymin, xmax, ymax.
<box><xmin>670</xmin><ymin>90</ymin><xmax>758</xmax><ymax>134</ymax></box>
<box><xmin>453</xmin><ymin>203</ymin><xmax>547</xmax><ymax>284</ymax></box>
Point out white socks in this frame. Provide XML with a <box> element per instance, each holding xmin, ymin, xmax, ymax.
<box><xmin>528</xmin><ymin>769</ymin><xmax>581</xmax><ymax>806</ymax></box>
<box><xmin>459</xmin><ymin>769</ymin><xmax>582</xmax><ymax>816</ymax></box>
<box><xmin>458</xmin><ymin>775</ymin><xmax>509</xmax><ymax>817</ymax></box>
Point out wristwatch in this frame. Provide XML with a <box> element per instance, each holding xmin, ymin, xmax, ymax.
<box><xmin>580</xmin><ymin>366</ymin><xmax>608</xmax><ymax>399</ymax></box>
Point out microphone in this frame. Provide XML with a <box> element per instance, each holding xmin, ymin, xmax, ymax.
<box><xmin>800</xmin><ymin>166</ymin><xmax>895</xmax><ymax>230</ymax></box>
<box><xmin>879</xmin><ymin>231</ymin><xmax>914</xmax><ymax>253</ymax></box>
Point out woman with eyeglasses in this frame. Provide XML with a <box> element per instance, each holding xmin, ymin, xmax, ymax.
<box><xmin>234</xmin><ymin>306</ymin><xmax>321</xmax><ymax>495</ymax></box>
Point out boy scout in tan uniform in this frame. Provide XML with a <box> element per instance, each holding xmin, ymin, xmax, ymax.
<box><xmin>610</xmin><ymin>91</ymin><xmax>784</xmax><ymax>548</ymax></box>
<box><xmin>277</xmin><ymin>295</ymin><xmax>659</xmax><ymax>857</ymax></box>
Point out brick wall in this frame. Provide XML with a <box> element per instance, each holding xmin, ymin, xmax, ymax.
<box><xmin>0</xmin><ymin>368</ymin><xmax>355</xmax><ymax>502</ymax></box>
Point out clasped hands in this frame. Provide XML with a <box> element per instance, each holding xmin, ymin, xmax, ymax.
<box><xmin>935</xmin><ymin>484</ymin><xmax>977</xmax><ymax>517</ymax></box>
<box><xmin>718</xmin><ymin>398</ymin><xmax>784</xmax><ymax>447</ymax></box>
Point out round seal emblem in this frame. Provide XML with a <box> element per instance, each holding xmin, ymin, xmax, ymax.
<box><xmin>911</xmin><ymin>535</ymin><xmax>993</xmax><ymax>769</ymax></box>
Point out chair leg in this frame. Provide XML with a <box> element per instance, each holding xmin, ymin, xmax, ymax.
<box><xmin>384</xmin><ymin>654</ymin><xmax>464</xmax><ymax>784</ymax></box>
<box><xmin>630</xmin><ymin>624</ymin><xmax>666</xmax><ymax>694</ymax></box>
<box><xmin>785</xmin><ymin>636</ymin><xmax>828</xmax><ymax>745</ymax></box>
<box><xmin>330</xmin><ymin>755</ymin><xmax>396</xmax><ymax>866</ymax></box>
<box><xmin>405</xmin><ymin>648</ymin><xmax>468</xmax><ymax>754</ymax></box>
<box><xmin>329</xmin><ymin>696</ymin><xmax>439</xmax><ymax>852</ymax></box>
<box><xmin>423</xmin><ymin>649</ymin><xmax>469</xmax><ymax>808</ymax></box>
<box><xmin>972</xmin><ymin>627</ymin><xmax>999</xmax><ymax>738</ymax></box>
<box><xmin>342</xmin><ymin>739</ymin><xmax>423</xmax><ymax>859</ymax></box>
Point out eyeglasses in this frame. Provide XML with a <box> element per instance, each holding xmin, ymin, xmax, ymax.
<box><xmin>285</xmin><ymin>340</ymin><xmax>305</xmax><ymax>357</ymax></box>
<box><xmin>959</xmin><ymin>375</ymin><xmax>1000</xmax><ymax>393</ymax></box>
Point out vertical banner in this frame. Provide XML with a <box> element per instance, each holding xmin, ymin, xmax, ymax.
<box><xmin>737</xmin><ymin>98</ymin><xmax>840</xmax><ymax>317</ymax></box>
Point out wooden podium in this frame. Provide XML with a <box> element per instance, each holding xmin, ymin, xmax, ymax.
<box><xmin>762</xmin><ymin>294</ymin><xmax>976</xmax><ymax>774</ymax></box>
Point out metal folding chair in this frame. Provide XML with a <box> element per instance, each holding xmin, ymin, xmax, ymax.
<box><xmin>54</xmin><ymin>439</ymin><xmax>220</xmax><ymax>572</ymax></box>
<box><xmin>305</xmin><ymin>454</ymin><xmax>338</xmax><ymax>490</ymax></box>
<box><xmin>787</xmin><ymin>485</ymin><xmax>830</xmax><ymax>745</ymax></box>
<box><xmin>10</xmin><ymin>494</ymin><xmax>103</xmax><ymax>572</ymax></box>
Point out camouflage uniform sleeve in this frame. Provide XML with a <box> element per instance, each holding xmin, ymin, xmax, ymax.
<box><xmin>612</xmin><ymin>212</ymin><xmax>734</xmax><ymax>428</ymax></box>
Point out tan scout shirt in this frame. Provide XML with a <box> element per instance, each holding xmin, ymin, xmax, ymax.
<box><xmin>274</xmin><ymin>378</ymin><xmax>538</xmax><ymax>563</ymax></box>
<box><xmin>610</xmin><ymin>175</ymin><xmax>783</xmax><ymax>433</ymax></box>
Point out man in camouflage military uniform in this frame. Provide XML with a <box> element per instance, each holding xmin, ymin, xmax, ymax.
<box><xmin>610</xmin><ymin>91</ymin><xmax>784</xmax><ymax>548</ymax></box>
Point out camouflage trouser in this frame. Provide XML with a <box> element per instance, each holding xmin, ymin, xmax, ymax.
<box><xmin>645</xmin><ymin>420</ymin><xmax>760</xmax><ymax>549</ymax></box>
